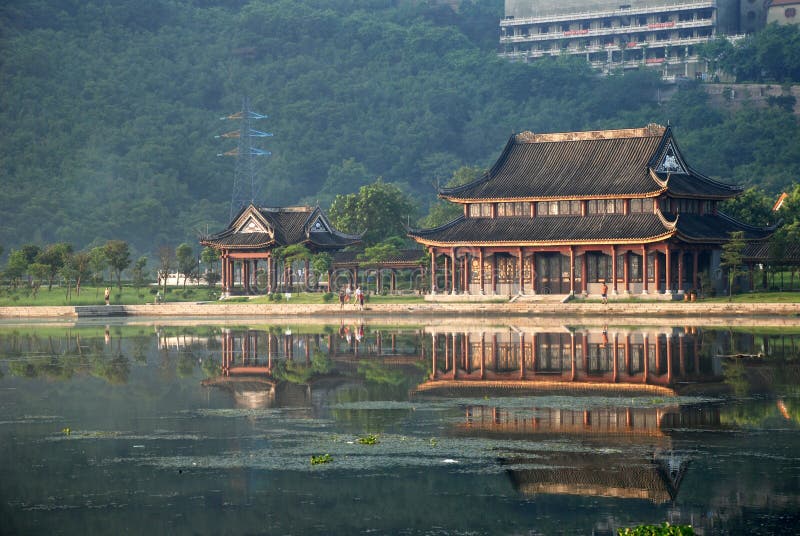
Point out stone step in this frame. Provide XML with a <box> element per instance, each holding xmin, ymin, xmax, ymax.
<box><xmin>74</xmin><ymin>305</ymin><xmax>127</xmax><ymax>317</ymax></box>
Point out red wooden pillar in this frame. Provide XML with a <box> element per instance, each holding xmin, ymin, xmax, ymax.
<box><xmin>518</xmin><ymin>247</ymin><xmax>524</xmax><ymax>294</ymax></box>
<box><xmin>479</xmin><ymin>248</ymin><xmax>485</xmax><ymax>294</ymax></box>
<box><xmin>580</xmin><ymin>252</ymin><xmax>588</xmax><ymax>294</ymax></box>
<box><xmin>569</xmin><ymin>246</ymin><xmax>576</xmax><ymax>295</ymax></box>
<box><xmin>642</xmin><ymin>245</ymin><xmax>649</xmax><ymax>294</ymax></box>
<box><xmin>430</xmin><ymin>248</ymin><xmax>437</xmax><ymax>293</ymax></box>
<box><xmin>450</xmin><ymin>248</ymin><xmax>457</xmax><ymax>294</ymax></box>
<box><xmin>611</xmin><ymin>245</ymin><xmax>618</xmax><ymax>295</ymax></box>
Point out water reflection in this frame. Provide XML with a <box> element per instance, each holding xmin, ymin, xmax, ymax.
<box><xmin>1</xmin><ymin>321</ymin><xmax>800</xmax><ymax>534</ymax></box>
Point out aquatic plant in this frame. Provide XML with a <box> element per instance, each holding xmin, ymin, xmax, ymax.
<box><xmin>357</xmin><ymin>434</ymin><xmax>379</xmax><ymax>445</ymax></box>
<box><xmin>618</xmin><ymin>522</ymin><xmax>694</xmax><ymax>535</ymax></box>
<box><xmin>310</xmin><ymin>453</ymin><xmax>333</xmax><ymax>465</ymax></box>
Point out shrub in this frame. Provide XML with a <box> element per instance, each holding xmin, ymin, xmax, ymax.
<box><xmin>322</xmin><ymin>292</ymin><xmax>334</xmax><ymax>303</ymax></box>
<box><xmin>618</xmin><ymin>523</ymin><xmax>694</xmax><ymax>535</ymax></box>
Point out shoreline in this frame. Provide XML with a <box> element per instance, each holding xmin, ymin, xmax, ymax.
<box><xmin>1</xmin><ymin>302</ymin><xmax>799</xmax><ymax>328</ymax></box>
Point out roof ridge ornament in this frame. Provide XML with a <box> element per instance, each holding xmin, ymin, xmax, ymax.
<box><xmin>515</xmin><ymin>124</ymin><xmax>666</xmax><ymax>143</ymax></box>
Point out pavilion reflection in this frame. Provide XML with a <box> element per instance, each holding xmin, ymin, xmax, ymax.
<box><xmin>420</xmin><ymin>325</ymin><xmax>722</xmax><ymax>392</ymax></box>
<box><xmin>411</xmin><ymin>325</ymin><xmax>735</xmax><ymax>504</ymax></box>
<box><xmin>201</xmin><ymin>324</ymin><xmax>426</xmax><ymax>409</ymax></box>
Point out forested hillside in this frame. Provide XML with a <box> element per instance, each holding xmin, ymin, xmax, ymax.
<box><xmin>2</xmin><ymin>0</ymin><xmax>799</xmax><ymax>257</ymax></box>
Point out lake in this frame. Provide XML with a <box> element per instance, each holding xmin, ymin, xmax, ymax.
<box><xmin>1</xmin><ymin>318</ymin><xmax>799</xmax><ymax>535</ymax></box>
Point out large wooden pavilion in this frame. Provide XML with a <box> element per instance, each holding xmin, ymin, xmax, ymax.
<box><xmin>408</xmin><ymin>124</ymin><xmax>773</xmax><ymax>298</ymax></box>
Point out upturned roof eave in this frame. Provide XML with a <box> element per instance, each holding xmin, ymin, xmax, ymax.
<box><xmin>408</xmin><ymin>231</ymin><xmax>677</xmax><ymax>249</ymax></box>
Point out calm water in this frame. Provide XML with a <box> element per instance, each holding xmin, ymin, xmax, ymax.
<box><xmin>1</xmin><ymin>319</ymin><xmax>799</xmax><ymax>535</ymax></box>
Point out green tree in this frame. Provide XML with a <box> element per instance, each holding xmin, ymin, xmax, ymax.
<box><xmin>721</xmin><ymin>231</ymin><xmax>747</xmax><ymax>300</ymax></box>
<box><xmin>27</xmin><ymin>262</ymin><xmax>49</xmax><ymax>299</ymax></box>
<box><xmin>419</xmin><ymin>166</ymin><xmax>483</xmax><ymax>228</ymax></box>
<box><xmin>311</xmin><ymin>252</ymin><xmax>333</xmax><ymax>289</ymax></box>
<box><xmin>720</xmin><ymin>187</ymin><xmax>775</xmax><ymax>227</ymax></box>
<box><xmin>131</xmin><ymin>256</ymin><xmax>149</xmax><ymax>293</ymax></box>
<box><xmin>175</xmin><ymin>243</ymin><xmax>195</xmax><ymax>288</ymax></box>
<box><xmin>88</xmin><ymin>246</ymin><xmax>108</xmax><ymax>295</ymax></box>
<box><xmin>67</xmin><ymin>250</ymin><xmax>92</xmax><ymax>296</ymax></box>
<box><xmin>329</xmin><ymin>179</ymin><xmax>417</xmax><ymax>246</ymax></box>
<box><xmin>4</xmin><ymin>249</ymin><xmax>30</xmax><ymax>288</ymax></box>
<box><xmin>157</xmin><ymin>245</ymin><xmax>174</xmax><ymax>295</ymax></box>
<box><xmin>359</xmin><ymin>236</ymin><xmax>404</xmax><ymax>264</ymax></box>
<box><xmin>104</xmin><ymin>240</ymin><xmax>131</xmax><ymax>290</ymax></box>
<box><xmin>35</xmin><ymin>242</ymin><xmax>73</xmax><ymax>291</ymax></box>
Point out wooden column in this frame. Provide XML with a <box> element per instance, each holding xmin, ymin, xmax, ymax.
<box><xmin>430</xmin><ymin>248</ymin><xmax>437</xmax><ymax>294</ymax></box>
<box><xmin>443</xmin><ymin>255</ymin><xmax>449</xmax><ymax>293</ymax></box>
<box><xmin>642</xmin><ymin>245</ymin><xmax>649</xmax><ymax>294</ymax></box>
<box><xmin>665</xmin><ymin>246</ymin><xmax>672</xmax><ymax>294</ymax></box>
<box><xmin>677</xmin><ymin>249</ymin><xmax>684</xmax><ymax>293</ymax></box>
<box><xmin>491</xmin><ymin>255</ymin><xmax>497</xmax><ymax>294</ymax></box>
<box><xmin>581</xmin><ymin>252</ymin><xmax>587</xmax><ymax>294</ymax></box>
<box><xmin>530</xmin><ymin>252</ymin><xmax>536</xmax><ymax>294</ymax></box>
<box><xmin>611</xmin><ymin>245</ymin><xmax>618</xmax><ymax>294</ymax></box>
<box><xmin>479</xmin><ymin>248</ymin><xmax>485</xmax><ymax>294</ymax></box>
<box><xmin>623</xmin><ymin>251</ymin><xmax>630</xmax><ymax>294</ymax></box>
<box><xmin>569</xmin><ymin>246</ymin><xmax>576</xmax><ymax>295</ymax></box>
<box><xmin>450</xmin><ymin>249</ymin><xmax>457</xmax><ymax>294</ymax></box>
<box><xmin>518</xmin><ymin>247</ymin><xmax>524</xmax><ymax>294</ymax></box>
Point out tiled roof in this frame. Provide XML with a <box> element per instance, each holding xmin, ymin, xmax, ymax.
<box><xmin>671</xmin><ymin>212</ymin><xmax>774</xmax><ymax>243</ymax></box>
<box><xmin>201</xmin><ymin>205</ymin><xmax>361</xmax><ymax>250</ymax></box>
<box><xmin>743</xmin><ymin>240</ymin><xmax>800</xmax><ymax>262</ymax></box>
<box><xmin>441</xmin><ymin>125</ymin><xmax>740</xmax><ymax>201</ymax></box>
<box><xmin>408</xmin><ymin>214</ymin><xmax>674</xmax><ymax>246</ymax></box>
<box><xmin>663</xmin><ymin>172</ymin><xmax>742</xmax><ymax>198</ymax></box>
<box><xmin>333</xmin><ymin>249</ymin><xmax>426</xmax><ymax>266</ymax></box>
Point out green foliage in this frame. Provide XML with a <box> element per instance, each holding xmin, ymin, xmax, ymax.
<box><xmin>103</xmin><ymin>240</ymin><xmax>131</xmax><ymax>290</ymax></box>
<box><xmin>310</xmin><ymin>453</ymin><xmax>332</xmax><ymax>465</ymax></box>
<box><xmin>1</xmin><ymin>0</ymin><xmax>799</xmax><ymax>257</ymax></box>
<box><xmin>720</xmin><ymin>187</ymin><xmax>775</xmax><ymax>227</ymax></box>
<box><xmin>357</xmin><ymin>433</ymin><xmax>379</xmax><ymax>445</ymax></box>
<box><xmin>721</xmin><ymin>231</ymin><xmax>746</xmax><ymax>300</ymax></box>
<box><xmin>705</xmin><ymin>24</ymin><xmax>800</xmax><ymax>83</ymax></box>
<box><xmin>329</xmin><ymin>179</ymin><xmax>416</xmax><ymax>246</ymax></box>
<box><xmin>618</xmin><ymin>523</ymin><xmax>694</xmax><ymax>536</ymax></box>
<box><xmin>175</xmin><ymin>243</ymin><xmax>195</xmax><ymax>287</ymax></box>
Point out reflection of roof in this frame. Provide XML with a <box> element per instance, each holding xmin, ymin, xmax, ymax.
<box><xmin>504</xmin><ymin>451</ymin><xmax>685</xmax><ymax>503</ymax></box>
<box><xmin>412</xmin><ymin>380</ymin><xmax>675</xmax><ymax>397</ymax></box>
<box><xmin>201</xmin><ymin>204</ymin><xmax>362</xmax><ymax>250</ymax></box>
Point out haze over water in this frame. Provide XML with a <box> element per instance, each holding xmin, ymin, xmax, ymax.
<box><xmin>1</xmin><ymin>318</ymin><xmax>799</xmax><ymax>535</ymax></box>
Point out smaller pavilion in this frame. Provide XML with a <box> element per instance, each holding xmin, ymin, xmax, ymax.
<box><xmin>201</xmin><ymin>204</ymin><xmax>361</xmax><ymax>295</ymax></box>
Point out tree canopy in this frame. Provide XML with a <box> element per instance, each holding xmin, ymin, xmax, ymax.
<box><xmin>1</xmin><ymin>0</ymin><xmax>798</xmax><ymax>259</ymax></box>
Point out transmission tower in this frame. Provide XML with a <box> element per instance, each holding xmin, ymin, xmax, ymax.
<box><xmin>217</xmin><ymin>97</ymin><xmax>272</xmax><ymax>219</ymax></box>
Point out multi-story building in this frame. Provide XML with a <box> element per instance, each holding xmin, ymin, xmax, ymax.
<box><xmin>499</xmin><ymin>1</ymin><xmax>745</xmax><ymax>79</ymax></box>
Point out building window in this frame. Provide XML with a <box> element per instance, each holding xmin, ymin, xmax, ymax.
<box><xmin>630</xmin><ymin>254</ymin><xmax>642</xmax><ymax>282</ymax></box>
<box><xmin>787</xmin><ymin>8</ymin><xmax>797</xmax><ymax>18</ymax></box>
<box><xmin>497</xmin><ymin>257</ymin><xmax>518</xmax><ymax>283</ymax></box>
<box><xmin>629</xmin><ymin>198</ymin><xmax>650</xmax><ymax>213</ymax></box>
<box><xmin>537</xmin><ymin>200</ymin><xmax>581</xmax><ymax>216</ymax></box>
<box><xmin>468</xmin><ymin>203</ymin><xmax>492</xmax><ymax>218</ymax></box>
<box><xmin>647</xmin><ymin>253</ymin><xmax>657</xmax><ymax>282</ymax></box>
<box><xmin>497</xmin><ymin>202</ymin><xmax>529</xmax><ymax>217</ymax></box>
<box><xmin>587</xmin><ymin>253</ymin><xmax>613</xmax><ymax>283</ymax></box>
<box><xmin>587</xmin><ymin>199</ymin><xmax>624</xmax><ymax>214</ymax></box>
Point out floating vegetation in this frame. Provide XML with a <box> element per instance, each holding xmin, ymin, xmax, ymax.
<box><xmin>619</xmin><ymin>522</ymin><xmax>694</xmax><ymax>535</ymax></box>
<box><xmin>62</xmin><ymin>427</ymin><xmax>71</xmax><ymax>436</ymax></box>
<box><xmin>310</xmin><ymin>453</ymin><xmax>332</xmax><ymax>465</ymax></box>
<box><xmin>357</xmin><ymin>434</ymin><xmax>379</xmax><ymax>445</ymax></box>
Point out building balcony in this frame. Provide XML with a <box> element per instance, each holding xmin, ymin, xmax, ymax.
<box><xmin>500</xmin><ymin>1</ymin><xmax>715</xmax><ymax>28</ymax></box>
<box><xmin>500</xmin><ymin>18</ymin><xmax>713</xmax><ymax>44</ymax></box>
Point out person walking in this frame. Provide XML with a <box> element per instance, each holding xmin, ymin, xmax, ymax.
<box><xmin>600</xmin><ymin>282</ymin><xmax>608</xmax><ymax>305</ymax></box>
<box><xmin>104</xmin><ymin>287</ymin><xmax>111</xmax><ymax>306</ymax></box>
<box><xmin>338</xmin><ymin>288</ymin><xmax>346</xmax><ymax>310</ymax></box>
<box><xmin>355</xmin><ymin>285</ymin><xmax>364</xmax><ymax>310</ymax></box>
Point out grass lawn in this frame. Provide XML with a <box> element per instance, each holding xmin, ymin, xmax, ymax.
<box><xmin>0</xmin><ymin>286</ymin><xmax>427</xmax><ymax>306</ymax></box>
<box><xmin>0</xmin><ymin>285</ymin><xmax>218</xmax><ymax>306</ymax></box>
